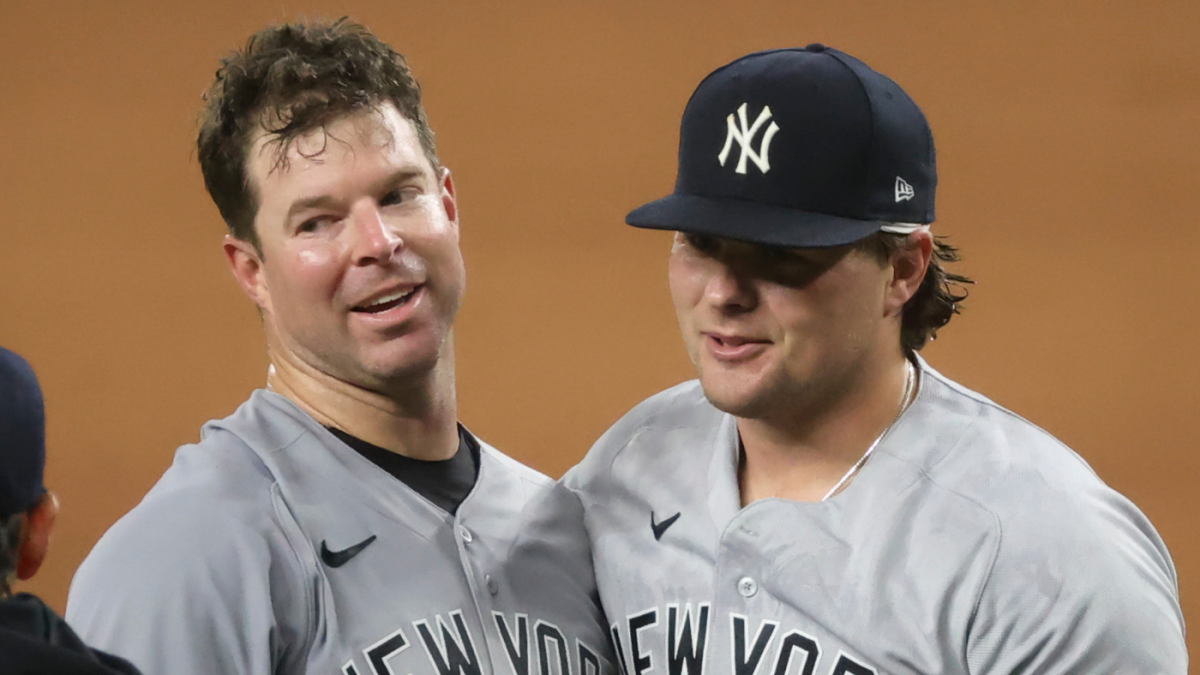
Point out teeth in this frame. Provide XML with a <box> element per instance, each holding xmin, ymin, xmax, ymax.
<box><xmin>365</xmin><ymin>289</ymin><xmax>414</xmax><ymax>308</ymax></box>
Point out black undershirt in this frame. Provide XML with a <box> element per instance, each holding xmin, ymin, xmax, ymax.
<box><xmin>326</xmin><ymin>424</ymin><xmax>479</xmax><ymax>515</ymax></box>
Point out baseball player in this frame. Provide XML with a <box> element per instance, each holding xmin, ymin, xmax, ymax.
<box><xmin>564</xmin><ymin>46</ymin><xmax>1187</xmax><ymax>674</ymax></box>
<box><xmin>66</xmin><ymin>19</ymin><xmax>615</xmax><ymax>675</ymax></box>
<box><xmin>0</xmin><ymin>347</ymin><xmax>142</xmax><ymax>674</ymax></box>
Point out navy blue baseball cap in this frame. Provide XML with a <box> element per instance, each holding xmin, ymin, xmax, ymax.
<box><xmin>627</xmin><ymin>44</ymin><xmax>936</xmax><ymax>247</ymax></box>
<box><xmin>0</xmin><ymin>347</ymin><xmax>46</xmax><ymax>518</ymax></box>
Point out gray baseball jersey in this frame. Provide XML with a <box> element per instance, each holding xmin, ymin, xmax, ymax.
<box><xmin>563</xmin><ymin>358</ymin><xmax>1186</xmax><ymax>674</ymax></box>
<box><xmin>66</xmin><ymin>390</ymin><xmax>616</xmax><ymax>675</ymax></box>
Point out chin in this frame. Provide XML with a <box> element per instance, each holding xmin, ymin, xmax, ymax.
<box><xmin>696</xmin><ymin>371</ymin><xmax>777</xmax><ymax>419</ymax></box>
<box><xmin>367</xmin><ymin>327</ymin><xmax>450</xmax><ymax>371</ymax></box>
<box><xmin>370</xmin><ymin>350</ymin><xmax>444</xmax><ymax>382</ymax></box>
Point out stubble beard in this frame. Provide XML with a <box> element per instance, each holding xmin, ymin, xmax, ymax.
<box><xmin>697</xmin><ymin>352</ymin><xmax>861</xmax><ymax>430</ymax></box>
<box><xmin>700</xmin><ymin>366</ymin><xmax>799</xmax><ymax>421</ymax></box>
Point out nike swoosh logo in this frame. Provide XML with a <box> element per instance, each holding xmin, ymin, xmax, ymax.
<box><xmin>651</xmin><ymin>511</ymin><xmax>681</xmax><ymax>541</ymax></box>
<box><xmin>320</xmin><ymin>535</ymin><xmax>377</xmax><ymax>568</ymax></box>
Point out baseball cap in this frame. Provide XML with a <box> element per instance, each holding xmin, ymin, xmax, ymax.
<box><xmin>626</xmin><ymin>44</ymin><xmax>936</xmax><ymax>247</ymax></box>
<box><xmin>0</xmin><ymin>347</ymin><xmax>47</xmax><ymax>518</ymax></box>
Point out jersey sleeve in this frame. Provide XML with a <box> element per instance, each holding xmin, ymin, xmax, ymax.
<box><xmin>66</xmin><ymin>445</ymin><xmax>312</xmax><ymax>675</ymax></box>
<box><xmin>964</xmin><ymin>486</ymin><xmax>1187</xmax><ymax>674</ymax></box>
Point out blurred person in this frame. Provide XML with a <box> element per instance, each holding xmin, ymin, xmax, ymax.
<box><xmin>66</xmin><ymin>19</ymin><xmax>613</xmax><ymax>675</ymax></box>
<box><xmin>0</xmin><ymin>347</ymin><xmax>140</xmax><ymax>674</ymax></box>
<box><xmin>566</xmin><ymin>46</ymin><xmax>1186</xmax><ymax>673</ymax></box>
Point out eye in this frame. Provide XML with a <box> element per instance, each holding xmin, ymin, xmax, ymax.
<box><xmin>765</xmin><ymin>247</ymin><xmax>802</xmax><ymax>263</ymax></box>
<box><xmin>684</xmin><ymin>233</ymin><xmax>720</xmax><ymax>255</ymax></box>
<box><xmin>380</xmin><ymin>186</ymin><xmax>420</xmax><ymax>207</ymax></box>
<box><xmin>759</xmin><ymin>244</ymin><xmax>826</xmax><ymax>268</ymax></box>
<box><xmin>297</xmin><ymin>216</ymin><xmax>335</xmax><ymax>233</ymax></box>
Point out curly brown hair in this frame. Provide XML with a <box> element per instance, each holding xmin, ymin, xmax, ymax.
<box><xmin>857</xmin><ymin>231</ymin><xmax>974</xmax><ymax>352</ymax></box>
<box><xmin>197</xmin><ymin>18</ymin><xmax>438</xmax><ymax>251</ymax></box>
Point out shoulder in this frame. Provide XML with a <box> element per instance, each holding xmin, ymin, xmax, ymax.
<box><xmin>475</xmin><ymin>434</ymin><xmax>554</xmax><ymax>490</ymax></box>
<box><xmin>563</xmin><ymin>380</ymin><xmax>720</xmax><ymax>492</ymax></box>
<box><xmin>912</xmin><ymin>364</ymin><xmax>1173</xmax><ymax>565</ymax></box>
<box><xmin>604</xmin><ymin>379</ymin><xmax>717</xmax><ymax>441</ymax></box>
<box><xmin>912</xmin><ymin>366</ymin><xmax>1165</xmax><ymax>552</ymax></box>
<box><xmin>899</xmin><ymin>362</ymin><xmax>1113</xmax><ymax>509</ymax></box>
<box><xmin>473</xmin><ymin>434</ymin><xmax>586</xmax><ymax>521</ymax></box>
<box><xmin>67</xmin><ymin>402</ymin><xmax>313</xmax><ymax>671</ymax></box>
<box><xmin>69</xmin><ymin>423</ymin><xmax>309</xmax><ymax>596</ymax></box>
<box><xmin>0</xmin><ymin>594</ymin><xmax>143</xmax><ymax>675</ymax></box>
<box><xmin>470</xmin><ymin>434</ymin><xmax>596</xmax><ymax>589</ymax></box>
<box><xmin>79</xmin><ymin>422</ymin><xmax>292</xmax><ymax>568</ymax></box>
<box><xmin>905</xmin><ymin>364</ymin><xmax>1186</xmax><ymax>671</ymax></box>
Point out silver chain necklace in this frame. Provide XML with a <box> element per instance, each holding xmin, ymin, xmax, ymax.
<box><xmin>820</xmin><ymin>360</ymin><xmax>917</xmax><ymax>502</ymax></box>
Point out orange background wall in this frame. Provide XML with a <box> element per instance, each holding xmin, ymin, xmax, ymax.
<box><xmin>1</xmin><ymin>0</ymin><xmax>1197</xmax><ymax>665</ymax></box>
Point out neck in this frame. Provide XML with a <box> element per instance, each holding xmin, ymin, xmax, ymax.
<box><xmin>265</xmin><ymin>338</ymin><xmax>460</xmax><ymax>462</ymax></box>
<box><xmin>738</xmin><ymin>351</ymin><xmax>915</xmax><ymax>504</ymax></box>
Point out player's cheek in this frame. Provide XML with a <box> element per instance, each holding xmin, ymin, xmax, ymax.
<box><xmin>668</xmin><ymin>261</ymin><xmax>706</xmax><ymax>322</ymax></box>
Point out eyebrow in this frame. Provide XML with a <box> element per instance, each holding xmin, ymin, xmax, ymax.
<box><xmin>283</xmin><ymin>166</ymin><xmax>429</xmax><ymax>222</ymax></box>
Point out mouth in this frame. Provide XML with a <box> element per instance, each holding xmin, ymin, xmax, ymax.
<box><xmin>352</xmin><ymin>285</ymin><xmax>422</xmax><ymax>314</ymax></box>
<box><xmin>708</xmin><ymin>334</ymin><xmax>765</xmax><ymax>347</ymax></box>
<box><xmin>703</xmin><ymin>332</ymin><xmax>771</xmax><ymax>362</ymax></box>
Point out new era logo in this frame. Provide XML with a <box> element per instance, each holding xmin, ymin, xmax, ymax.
<box><xmin>718</xmin><ymin>103</ymin><xmax>780</xmax><ymax>175</ymax></box>
<box><xmin>895</xmin><ymin>176</ymin><xmax>914</xmax><ymax>202</ymax></box>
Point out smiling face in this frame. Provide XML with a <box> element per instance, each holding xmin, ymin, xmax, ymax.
<box><xmin>668</xmin><ymin>232</ymin><xmax>903</xmax><ymax>421</ymax></box>
<box><xmin>225</xmin><ymin>103</ymin><xmax>465</xmax><ymax>393</ymax></box>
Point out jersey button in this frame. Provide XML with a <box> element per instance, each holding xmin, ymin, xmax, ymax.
<box><xmin>737</xmin><ymin>577</ymin><xmax>758</xmax><ymax>598</ymax></box>
<box><xmin>460</xmin><ymin>526</ymin><xmax>473</xmax><ymax>544</ymax></box>
<box><xmin>486</xmin><ymin>575</ymin><xmax>499</xmax><ymax>595</ymax></box>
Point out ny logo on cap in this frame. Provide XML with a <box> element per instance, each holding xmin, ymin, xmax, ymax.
<box><xmin>895</xmin><ymin>176</ymin><xmax>914</xmax><ymax>202</ymax></box>
<box><xmin>718</xmin><ymin>103</ymin><xmax>780</xmax><ymax>175</ymax></box>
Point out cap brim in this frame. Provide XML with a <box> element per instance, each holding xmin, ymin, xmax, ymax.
<box><xmin>626</xmin><ymin>194</ymin><xmax>884</xmax><ymax>248</ymax></box>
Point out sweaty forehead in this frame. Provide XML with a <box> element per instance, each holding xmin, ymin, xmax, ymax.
<box><xmin>246</xmin><ymin>104</ymin><xmax>419</xmax><ymax>186</ymax></box>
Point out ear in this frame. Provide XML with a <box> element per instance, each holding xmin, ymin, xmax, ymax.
<box><xmin>438</xmin><ymin>167</ymin><xmax>459</xmax><ymax>239</ymax></box>
<box><xmin>223</xmin><ymin>234</ymin><xmax>271</xmax><ymax>312</ymax></box>
<box><xmin>883</xmin><ymin>229</ymin><xmax>933</xmax><ymax>318</ymax></box>
<box><xmin>16</xmin><ymin>492</ymin><xmax>58</xmax><ymax>581</ymax></box>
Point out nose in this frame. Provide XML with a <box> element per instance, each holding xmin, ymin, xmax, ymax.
<box><xmin>351</xmin><ymin>203</ymin><xmax>403</xmax><ymax>265</ymax></box>
<box><xmin>704</xmin><ymin>262</ymin><xmax>758</xmax><ymax>315</ymax></box>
